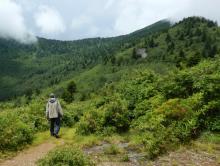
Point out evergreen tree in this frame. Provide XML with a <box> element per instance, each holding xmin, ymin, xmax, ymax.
<box><xmin>209</xmin><ymin>45</ymin><xmax>217</xmax><ymax>58</ymax></box>
<box><xmin>165</xmin><ymin>33</ymin><xmax>171</xmax><ymax>43</ymax></box>
<box><xmin>187</xmin><ymin>51</ymin><xmax>201</xmax><ymax>67</ymax></box>
<box><xmin>195</xmin><ymin>28</ymin><xmax>202</xmax><ymax>36</ymax></box>
<box><xmin>132</xmin><ymin>48</ymin><xmax>139</xmax><ymax>59</ymax></box>
<box><xmin>167</xmin><ymin>41</ymin><xmax>175</xmax><ymax>53</ymax></box>
<box><xmin>67</xmin><ymin>81</ymin><xmax>77</xmax><ymax>94</ymax></box>
<box><xmin>62</xmin><ymin>81</ymin><xmax>77</xmax><ymax>103</ymax></box>
<box><xmin>149</xmin><ymin>38</ymin><xmax>156</xmax><ymax>48</ymax></box>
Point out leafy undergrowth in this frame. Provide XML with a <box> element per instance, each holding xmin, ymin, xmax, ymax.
<box><xmin>1</xmin><ymin>125</ymin><xmax>219</xmax><ymax>166</ymax></box>
<box><xmin>74</xmin><ymin>56</ymin><xmax>220</xmax><ymax>158</ymax></box>
<box><xmin>47</xmin><ymin>129</ymin><xmax>220</xmax><ymax>165</ymax></box>
<box><xmin>82</xmin><ymin>131</ymin><xmax>220</xmax><ymax>165</ymax></box>
<box><xmin>37</xmin><ymin>145</ymin><xmax>94</xmax><ymax>166</ymax></box>
<box><xmin>192</xmin><ymin>132</ymin><xmax>220</xmax><ymax>154</ymax></box>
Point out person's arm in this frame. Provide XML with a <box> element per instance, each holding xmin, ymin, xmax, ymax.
<box><xmin>57</xmin><ymin>100</ymin><xmax>63</xmax><ymax>117</ymax></box>
<box><xmin>46</xmin><ymin>102</ymin><xmax>49</xmax><ymax>119</ymax></box>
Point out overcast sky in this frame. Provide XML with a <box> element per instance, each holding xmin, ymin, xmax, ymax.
<box><xmin>0</xmin><ymin>0</ymin><xmax>220</xmax><ymax>43</ymax></box>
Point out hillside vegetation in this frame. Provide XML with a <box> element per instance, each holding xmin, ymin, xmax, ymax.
<box><xmin>0</xmin><ymin>20</ymin><xmax>170</xmax><ymax>100</ymax></box>
<box><xmin>0</xmin><ymin>17</ymin><xmax>219</xmax><ymax>163</ymax></box>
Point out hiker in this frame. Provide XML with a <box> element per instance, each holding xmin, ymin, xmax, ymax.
<box><xmin>46</xmin><ymin>93</ymin><xmax>63</xmax><ymax>138</ymax></box>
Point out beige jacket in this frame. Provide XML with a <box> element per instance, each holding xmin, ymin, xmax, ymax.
<box><xmin>46</xmin><ymin>98</ymin><xmax>63</xmax><ymax>119</ymax></box>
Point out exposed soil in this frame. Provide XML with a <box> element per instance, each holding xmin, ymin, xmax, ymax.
<box><xmin>84</xmin><ymin>142</ymin><xmax>220</xmax><ymax>166</ymax></box>
<box><xmin>84</xmin><ymin>142</ymin><xmax>148</xmax><ymax>166</ymax></box>
<box><xmin>151</xmin><ymin>148</ymin><xmax>220</xmax><ymax>166</ymax></box>
<box><xmin>0</xmin><ymin>142</ymin><xmax>55</xmax><ymax>166</ymax></box>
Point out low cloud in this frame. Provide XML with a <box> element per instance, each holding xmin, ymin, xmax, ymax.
<box><xmin>2</xmin><ymin>0</ymin><xmax>220</xmax><ymax>40</ymax></box>
<box><xmin>34</xmin><ymin>6</ymin><xmax>66</xmax><ymax>34</ymax></box>
<box><xmin>71</xmin><ymin>15</ymin><xmax>92</xmax><ymax>30</ymax></box>
<box><xmin>0</xmin><ymin>0</ymin><xmax>36</xmax><ymax>43</ymax></box>
<box><xmin>114</xmin><ymin>0</ymin><xmax>220</xmax><ymax>35</ymax></box>
<box><xmin>172</xmin><ymin>0</ymin><xmax>220</xmax><ymax>23</ymax></box>
<box><xmin>114</xmin><ymin>0</ymin><xmax>189</xmax><ymax>35</ymax></box>
<box><xmin>71</xmin><ymin>16</ymin><xmax>99</xmax><ymax>38</ymax></box>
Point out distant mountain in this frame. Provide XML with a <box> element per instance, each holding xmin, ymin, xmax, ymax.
<box><xmin>0</xmin><ymin>17</ymin><xmax>219</xmax><ymax>101</ymax></box>
<box><xmin>0</xmin><ymin>20</ymin><xmax>170</xmax><ymax>100</ymax></box>
<box><xmin>134</xmin><ymin>17</ymin><xmax>219</xmax><ymax>65</ymax></box>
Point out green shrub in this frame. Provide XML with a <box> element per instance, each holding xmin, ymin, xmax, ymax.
<box><xmin>17</xmin><ymin>101</ymin><xmax>49</xmax><ymax>132</ymax></box>
<box><xmin>101</xmin><ymin>126</ymin><xmax>117</xmax><ymax>136</ymax></box>
<box><xmin>0</xmin><ymin>111</ymin><xmax>34</xmax><ymax>151</ymax></box>
<box><xmin>121</xmin><ymin>154</ymin><xmax>130</xmax><ymax>162</ymax></box>
<box><xmin>76</xmin><ymin>96</ymin><xmax>130</xmax><ymax>135</ymax></box>
<box><xmin>37</xmin><ymin>146</ymin><xmax>93</xmax><ymax>166</ymax></box>
<box><xmin>133</xmin><ymin>94</ymin><xmax>165</xmax><ymax>118</ymax></box>
<box><xmin>132</xmin><ymin>97</ymin><xmax>202</xmax><ymax>158</ymax></box>
<box><xmin>74</xmin><ymin>57</ymin><xmax>220</xmax><ymax>158</ymax></box>
<box><xmin>103</xmin><ymin>98</ymin><xmax>130</xmax><ymax>132</ymax></box>
<box><xmin>199</xmin><ymin>100</ymin><xmax>220</xmax><ymax>131</ymax></box>
<box><xmin>76</xmin><ymin>109</ymin><xmax>104</xmax><ymax>135</ymax></box>
<box><xmin>156</xmin><ymin>99</ymin><xmax>188</xmax><ymax>121</ymax></box>
<box><xmin>161</xmin><ymin>71</ymin><xmax>194</xmax><ymax>99</ymax></box>
<box><xmin>103</xmin><ymin>145</ymin><xmax>121</xmax><ymax>155</ymax></box>
<box><xmin>62</xmin><ymin>110</ymin><xmax>80</xmax><ymax>127</ymax></box>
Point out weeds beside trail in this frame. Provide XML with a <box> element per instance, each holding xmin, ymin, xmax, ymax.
<box><xmin>0</xmin><ymin>128</ymin><xmax>219</xmax><ymax>166</ymax></box>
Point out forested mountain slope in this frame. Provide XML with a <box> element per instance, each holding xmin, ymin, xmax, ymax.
<box><xmin>1</xmin><ymin>17</ymin><xmax>219</xmax><ymax>101</ymax></box>
<box><xmin>0</xmin><ymin>20</ymin><xmax>170</xmax><ymax>100</ymax></box>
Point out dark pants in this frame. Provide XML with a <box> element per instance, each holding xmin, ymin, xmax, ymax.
<box><xmin>50</xmin><ymin>117</ymin><xmax>61</xmax><ymax>135</ymax></box>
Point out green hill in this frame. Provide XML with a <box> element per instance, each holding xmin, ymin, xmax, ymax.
<box><xmin>0</xmin><ymin>20</ymin><xmax>170</xmax><ymax>100</ymax></box>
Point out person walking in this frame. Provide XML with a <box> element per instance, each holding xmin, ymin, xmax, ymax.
<box><xmin>46</xmin><ymin>93</ymin><xmax>63</xmax><ymax>138</ymax></box>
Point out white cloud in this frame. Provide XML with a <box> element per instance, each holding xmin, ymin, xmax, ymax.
<box><xmin>35</xmin><ymin>6</ymin><xmax>66</xmax><ymax>34</ymax></box>
<box><xmin>173</xmin><ymin>0</ymin><xmax>220</xmax><ymax>23</ymax></box>
<box><xmin>114</xmin><ymin>0</ymin><xmax>190</xmax><ymax>35</ymax></box>
<box><xmin>71</xmin><ymin>15</ymin><xmax>99</xmax><ymax>38</ymax></box>
<box><xmin>71</xmin><ymin>15</ymin><xmax>92</xmax><ymax>30</ymax></box>
<box><xmin>104</xmin><ymin>0</ymin><xmax>115</xmax><ymax>10</ymax></box>
<box><xmin>114</xmin><ymin>0</ymin><xmax>220</xmax><ymax>35</ymax></box>
<box><xmin>0</xmin><ymin>0</ymin><xmax>36</xmax><ymax>43</ymax></box>
<box><xmin>11</xmin><ymin>0</ymin><xmax>220</xmax><ymax>40</ymax></box>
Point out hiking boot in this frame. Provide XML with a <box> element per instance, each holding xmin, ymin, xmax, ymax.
<box><xmin>54</xmin><ymin>134</ymin><xmax>60</xmax><ymax>138</ymax></box>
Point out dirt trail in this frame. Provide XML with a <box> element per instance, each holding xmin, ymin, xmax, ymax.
<box><xmin>0</xmin><ymin>139</ymin><xmax>64</xmax><ymax>166</ymax></box>
<box><xmin>0</xmin><ymin>137</ymin><xmax>219</xmax><ymax>166</ymax></box>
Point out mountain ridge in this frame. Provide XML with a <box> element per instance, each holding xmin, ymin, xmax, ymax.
<box><xmin>0</xmin><ymin>20</ymin><xmax>171</xmax><ymax>100</ymax></box>
<box><xmin>0</xmin><ymin>16</ymin><xmax>219</xmax><ymax>100</ymax></box>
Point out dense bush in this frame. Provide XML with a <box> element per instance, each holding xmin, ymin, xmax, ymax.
<box><xmin>129</xmin><ymin>59</ymin><xmax>220</xmax><ymax>157</ymax></box>
<box><xmin>75</xmin><ymin>56</ymin><xmax>220</xmax><ymax>157</ymax></box>
<box><xmin>102</xmin><ymin>97</ymin><xmax>130</xmax><ymax>132</ymax></box>
<box><xmin>37</xmin><ymin>146</ymin><xmax>93</xmax><ymax>166</ymax></box>
<box><xmin>61</xmin><ymin>111</ymin><xmax>78</xmax><ymax>127</ymax></box>
<box><xmin>132</xmin><ymin>94</ymin><xmax>203</xmax><ymax>157</ymax></box>
<box><xmin>76</xmin><ymin>108</ymin><xmax>103</xmax><ymax>135</ymax></box>
<box><xmin>76</xmin><ymin>96</ymin><xmax>130</xmax><ymax>135</ymax></box>
<box><xmin>0</xmin><ymin>111</ymin><xmax>34</xmax><ymax>151</ymax></box>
